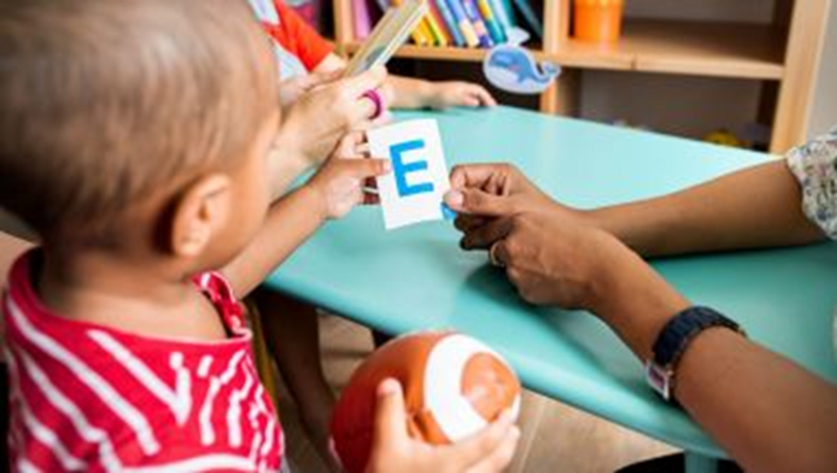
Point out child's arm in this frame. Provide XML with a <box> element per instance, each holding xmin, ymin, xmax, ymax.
<box><xmin>221</xmin><ymin>140</ymin><xmax>390</xmax><ymax>298</ymax></box>
<box><xmin>314</xmin><ymin>54</ymin><xmax>496</xmax><ymax>110</ymax></box>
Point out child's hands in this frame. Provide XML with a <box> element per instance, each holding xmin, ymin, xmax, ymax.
<box><xmin>366</xmin><ymin>379</ymin><xmax>520</xmax><ymax>473</ymax></box>
<box><xmin>278</xmin><ymin>69</ymin><xmax>343</xmax><ymax>109</ymax></box>
<box><xmin>278</xmin><ymin>66</ymin><xmax>391</xmax><ymax>170</ymax></box>
<box><xmin>426</xmin><ymin>81</ymin><xmax>497</xmax><ymax>110</ymax></box>
<box><xmin>307</xmin><ymin>133</ymin><xmax>390</xmax><ymax>220</ymax></box>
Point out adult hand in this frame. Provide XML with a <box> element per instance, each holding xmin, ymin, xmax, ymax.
<box><xmin>277</xmin><ymin>66</ymin><xmax>390</xmax><ymax>170</ymax></box>
<box><xmin>366</xmin><ymin>379</ymin><xmax>520</xmax><ymax>473</ymax></box>
<box><xmin>444</xmin><ymin>163</ymin><xmax>573</xmax><ymax>250</ymax></box>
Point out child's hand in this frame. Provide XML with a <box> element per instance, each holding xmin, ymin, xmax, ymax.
<box><xmin>427</xmin><ymin>81</ymin><xmax>497</xmax><ymax>110</ymax></box>
<box><xmin>278</xmin><ymin>69</ymin><xmax>343</xmax><ymax>109</ymax></box>
<box><xmin>307</xmin><ymin>133</ymin><xmax>391</xmax><ymax>220</ymax></box>
<box><xmin>278</xmin><ymin>66</ymin><xmax>390</xmax><ymax>170</ymax></box>
<box><xmin>366</xmin><ymin>379</ymin><xmax>520</xmax><ymax>473</ymax></box>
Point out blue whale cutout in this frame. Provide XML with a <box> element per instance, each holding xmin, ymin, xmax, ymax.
<box><xmin>482</xmin><ymin>28</ymin><xmax>560</xmax><ymax>95</ymax></box>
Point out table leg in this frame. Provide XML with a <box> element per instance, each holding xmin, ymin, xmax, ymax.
<box><xmin>685</xmin><ymin>451</ymin><xmax>719</xmax><ymax>473</ymax></box>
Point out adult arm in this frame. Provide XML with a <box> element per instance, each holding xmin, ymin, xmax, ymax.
<box><xmin>446</xmin><ymin>161</ymin><xmax>837</xmax><ymax>472</ymax></box>
<box><xmin>594</xmin><ymin>244</ymin><xmax>837</xmax><ymax>473</ymax></box>
<box><xmin>589</xmin><ymin>160</ymin><xmax>826</xmax><ymax>257</ymax></box>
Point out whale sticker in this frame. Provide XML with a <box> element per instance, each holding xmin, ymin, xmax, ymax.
<box><xmin>482</xmin><ymin>28</ymin><xmax>560</xmax><ymax>95</ymax></box>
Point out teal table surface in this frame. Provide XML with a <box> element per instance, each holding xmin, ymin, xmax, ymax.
<box><xmin>264</xmin><ymin>105</ymin><xmax>837</xmax><ymax>458</ymax></box>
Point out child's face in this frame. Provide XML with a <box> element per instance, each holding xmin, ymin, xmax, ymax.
<box><xmin>203</xmin><ymin>110</ymin><xmax>280</xmax><ymax>268</ymax></box>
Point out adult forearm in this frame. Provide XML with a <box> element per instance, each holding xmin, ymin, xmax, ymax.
<box><xmin>222</xmin><ymin>186</ymin><xmax>325</xmax><ymax>297</ymax></box>
<box><xmin>588</xmin><ymin>161</ymin><xmax>825</xmax><ymax>257</ymax></box>
<box><xmin>593</xmin><ymin>248</ymin><xmax>837</xmax><ymax>472</ymax></box>
<box><xmin>676</xmin><ymin>329</ymin><xmax>837</xmax><ymax>472</ymax></box>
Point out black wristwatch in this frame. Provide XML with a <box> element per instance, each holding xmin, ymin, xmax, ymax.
<box><xmin>645</xmin><ymin>306</ymin><xmax>746</xmax><ymax>401</ymax></box>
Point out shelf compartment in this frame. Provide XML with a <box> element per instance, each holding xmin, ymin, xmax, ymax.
<box><xmin>554</xmin><ymin>19</ymin><xmax>786</xmax><ymax>79</ymax></box>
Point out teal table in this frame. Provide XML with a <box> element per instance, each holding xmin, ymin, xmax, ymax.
<box><xmin>265</xmin><ymin>106</ymin><xmax>837</xmax><ymax>471</ymax></box>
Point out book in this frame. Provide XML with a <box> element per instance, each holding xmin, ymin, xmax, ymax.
<box><xmin>353</xmin><ymin>0</ymin><xmax>374</xmax><ymax>39</ymax></box>
<box><xmin>487</xmin><ymin>0</ymin><xmax>514</xmax><ymax>30</ymax></box>
<box><xmin>510</xmin><ymin>0</ymin><xmax>542</xmax><ymax>38</ymax></box>
<box><xmin>477</xmin><ymin>0</ymin><xmax>507</xmax><ymax>44</ymax></box>
<box><xmin>423</xmin><ymin>12</ymin><xmax>449</xmax><ymax>46</ymax></box>
<box><xmin>460</xmin><ymin>0</ymin><xmax>493</xmax><ymax>47</ymax></box>
<box><xmin>412</xmin><ymin>17</ymin><xmax>434</xmax><ymax>45</ymax></box>
<box><xmin>427</xmin><ymin>1</ymin><xmax>454</xmax><ymax>45</ymax></box>
<box><xmin>344</xmin><ymin>0</ymin><xmax>428</xmax><ymax>76</ymax></box>
<box><xmin>444</xmin><ymin>0</ymin><xmax>480</xmax><ymax>47</ymax></box>
<box><xmin>433</xmin><ymin>0</ymin><xmax>466</xmax><ymax>46</ymax></box>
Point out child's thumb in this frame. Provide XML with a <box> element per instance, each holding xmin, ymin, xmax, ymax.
<box><xmin>372</xmin><ymin>378</ymin><xmax>408</xmax><ymax>444</ymax></box>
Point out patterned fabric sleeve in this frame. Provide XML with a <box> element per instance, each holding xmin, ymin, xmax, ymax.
<box><xmin>786</xmin><ymin>127</ymin><xmax>837</xmax><ymax>240</ymax></box>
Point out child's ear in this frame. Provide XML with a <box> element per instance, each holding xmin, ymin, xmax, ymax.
<box><xmin>169</xmin><ymin>174</ymin><xmax>232</xmax><ymax>258</ymax></box>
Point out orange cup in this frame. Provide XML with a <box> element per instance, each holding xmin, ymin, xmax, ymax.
<box><xmin>573</xmin><ymin>0</ymin><xmax>624</xmax><ymax>43</ymax></box>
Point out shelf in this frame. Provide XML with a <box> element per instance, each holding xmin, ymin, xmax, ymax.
<box><xmin>554</xmin><ymin>20</ymin><xmax>786</xmax><ymax>79</ymax></box>
<box><xmin>343</xmin><ymin>42</ymin><xmax>548</xmax><ymax>63</ymax></box>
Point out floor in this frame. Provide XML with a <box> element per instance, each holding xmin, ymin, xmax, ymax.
<box><xmin>273</xmin><ymin>314</ymin><xmax>679</xmax><ymax>473</ymax></box>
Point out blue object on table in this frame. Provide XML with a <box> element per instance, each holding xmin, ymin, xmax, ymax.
<box><xmin>264</xmin><ymin>106</ymin><xmax>837</xmax><ymax>470</ymax></box>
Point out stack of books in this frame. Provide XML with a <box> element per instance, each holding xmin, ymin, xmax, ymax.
<box><xmin>353</xmin><ymin>0</ymin><xmax>543</xmax><ymax>48</ymax></box>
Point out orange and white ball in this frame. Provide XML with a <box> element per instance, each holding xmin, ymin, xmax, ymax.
<box><xmin>330</xmin><ymin>331</ymin><xmax>521</xmax><ymax>473</ymax></box>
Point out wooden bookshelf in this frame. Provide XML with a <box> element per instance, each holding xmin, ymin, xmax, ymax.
<box><xmin>333</xmin><ymin>0</ymin><xmax>831</xmax><ymax>153</ymax></box>
<box><xmin>554</xmin><ymin>20</ymin><xmax>786</xmax><ymax>79</ymax></box>
<box><xmin>344</xmin><ymin>42</ymin><xmax>549</xmax><ymax>62</ymax></box>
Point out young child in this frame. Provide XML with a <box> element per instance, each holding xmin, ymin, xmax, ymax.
<box><xmin>246</xmin><ymin>0</ymin><xmax>500</xmax><ymax>460</ymax></box>
<box><xmin>0</xmin><ymin>1</ymin><xmax>520</xmax><ymax>471</ymax></box>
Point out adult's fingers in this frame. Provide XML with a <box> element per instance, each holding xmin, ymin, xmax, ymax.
<box><xmin>454</xmin><ymin>214</ymin><xmax>488</xmax><ymax>233</ymax></box>
<box><xmin>448</xmin><ymin>163</ymin><xmax>512</xmax><ymax>194</ymax></box>
<box><xmin>445</xmin><ymin>410</ymin><xmax>516</xmax><ymax>470</ymax></box>
<box><xmin>444</xmin><ymin>188</ymin><xmax>517</xmax><ymax>217</ymax></box>
<box><xmin>460</xmin><ymin>217</ymin><xmax>513</xmax><ymax>250</ymax></box>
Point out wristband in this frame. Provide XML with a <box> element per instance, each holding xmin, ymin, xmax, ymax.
<box><xmin>646</xmin><ymin>306</ymin><xmax>745</xmax><ymax>401</ymax></box>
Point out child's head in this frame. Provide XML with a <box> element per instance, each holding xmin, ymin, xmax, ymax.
<box><xmin>0</xmin><ymin>0</ymin><xmax>279</xmax><ymax>270</ymax></box>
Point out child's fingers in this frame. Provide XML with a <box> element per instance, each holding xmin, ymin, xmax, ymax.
<box><xmin>345</xmin><ymin>66</ymin><xmax>388</xmax><ymax>98</ymax></box>
<box><xmin>371</xmin><ymin>379</ymin><xmax>409</xmax><ymax>448</ymax></box>
<box><xmin>339</xmin><ymin>157</ymin><xmax>391</xmax><ymax>179</ymax></box>
<box><xmin>466</xmin><ymin>426</ymin><xmax>520</xmax><ymax>473</ymax></box>
<box><xmin>445</xmin><ymin>410</ymin><xmax>516</xmax><ymax>470</ymax></box>
<box><xmin>474</xmin><ymin>86</ymin><xmax>497</xmax><ymax>107</ymax></box>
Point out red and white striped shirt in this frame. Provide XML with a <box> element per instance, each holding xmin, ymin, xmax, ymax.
<box><xmin>2</xmin><ymin>251</ymin><xmax>283</xmax><ymax>472</ymax></box>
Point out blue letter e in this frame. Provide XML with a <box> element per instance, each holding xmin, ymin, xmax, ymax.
<box><xmin>390</xmin><ymin>139</ymin><xmax>434</xmax><ymax>197</ymax></box>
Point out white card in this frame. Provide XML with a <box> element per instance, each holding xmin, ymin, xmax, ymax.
<box><xmin>368</xmin><ymin>119</ymin><xmax>453</xmax><ymax>230</ymax></box>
